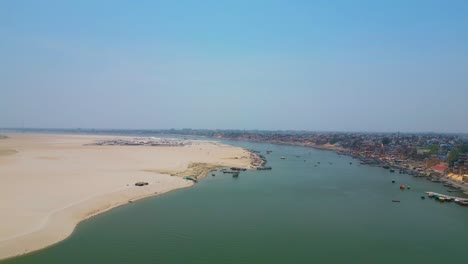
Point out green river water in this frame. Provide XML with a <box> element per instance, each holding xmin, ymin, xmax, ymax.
<box><xmin>3</xmin><ymin>140</ymin><xmax>468</xmax><ymax>264</ymax></box>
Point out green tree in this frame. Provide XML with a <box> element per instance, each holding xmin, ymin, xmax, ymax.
<box><xmin>448</xmin><ymin>149</ymin><xmax>460</xmax><ymax>166</ymax></box>
<box><xmin>329</xmin><ymin>136</ymin><xmax>340</xmax><ymax>145</ymax></box>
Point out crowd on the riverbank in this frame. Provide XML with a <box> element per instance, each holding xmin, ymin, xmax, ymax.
<box><xmin>91</xmin><ymin>137</ymin><xmax>188</xmax><ymax>147</ymax></box>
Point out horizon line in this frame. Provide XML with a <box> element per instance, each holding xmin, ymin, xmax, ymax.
<box><xmin>1</xmin><ymin>127</ymin><xmax>467</xmax><ymax>136</ymax></box>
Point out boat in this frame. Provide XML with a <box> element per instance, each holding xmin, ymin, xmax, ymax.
<box><xmin>280</xmin><ymin>157</ymin><xmax>286</xmax><ymax>160</ymax></box>
<box><xmin>392</xmin><ymin>200</ymin><xmax>401</xmax><ymax>203</ymax></box>
<box><xmin>232</xmin><ymin>173</ymin><xmax>239</xmax><ymax>178</ymax></box>
<box><xmin>230</xmin><ymin>167</ymin><xmax>246</xmax><ymax>171</ymax></box>
<box><xmin>383</xmin><ymin>166</ymin><xmax>390</xmax><ymax>169</ymax></box>
<box><xmin>184</xmin><ymin>176</ymin><xmax>198</xmax><ymax>183</ymax></box>
<box><xmin>392</xmin><ymin>180</ymin><xmax>395</xmax><ymax>183</ymax></box>
<box><xmin>421</xmin><ymin>196</ymin><xmax>425</xmax><ymax>199</ymax></box>
<box><xmin>406</xmin><ymin>186</ymin><xmax>411</xmax><ymax>189</ymax></box>
<box><xmin>399</xmin><ymin>185</ymin><xmax>405</xmax><ymax>190</ymax></box>
<box><xmin>389</xmin><ymin>169</ymin><xmax>395</xmax><ymax>173</ymax></box>
<box><xmin>223</xmin><ymin>171</ymin><xmax>240</xmax><ymax>174</ymax></box>
<box><xmin>212</xmin><ymin>174</ymin><xmax>215</xmax><ymax>176</ymax></box>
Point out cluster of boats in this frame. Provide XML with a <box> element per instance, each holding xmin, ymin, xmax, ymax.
<box><xmin>426</xmin><ymin>192</ymin><xmax>468</xmax><ymax>206</ymax></box>
<box><xmin>221</xmin><ymin>169</ymin><xmax>240</xmax><ymax>177</ymax></box>
<box><xmin>391</xmin><ymin>182</ymin><xmax>467</xmax><ymax>206</ymax></box>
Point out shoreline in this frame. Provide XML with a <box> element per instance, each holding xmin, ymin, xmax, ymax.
<box><xmin>212</xmin><ymin>136</ymin><xmax>468</xmax><ymax>194</ymax></box>
<box><xmin>0</xmin><ymin>133</ymin><xmax>253</xmax><ymax>260</ymax></box>
<box><xmin>0</xmin><ymin>179</ymin><xmax>194</xmax><ymax>261</ymax></box>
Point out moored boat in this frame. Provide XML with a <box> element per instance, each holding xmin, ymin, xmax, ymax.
<box><xmin>184</xmin><ymin>176</ymin><xmax>198</xmax><ymax>183</ymax></box>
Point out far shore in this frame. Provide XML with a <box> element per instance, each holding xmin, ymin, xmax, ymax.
<box><xmin>0</xmin><ymin>133</ymin><xmax>253</xmax><ymax>260</ymax></box>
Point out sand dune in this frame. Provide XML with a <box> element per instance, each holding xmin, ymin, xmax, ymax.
<box><xmin>0</xmin><ymin>133</ymin><xmax>252</xmax><ymax>260</ymax></box>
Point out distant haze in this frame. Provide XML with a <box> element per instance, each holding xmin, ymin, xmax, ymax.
<box><xmin>1</xmin><ymin>0</ymin><xmax>467</xmax><ymax>133</ymax></box>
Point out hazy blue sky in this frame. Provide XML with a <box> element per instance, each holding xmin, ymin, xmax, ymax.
<box><xmin>1</xmin><ymin>0</ymin><xmax>467</xmax><ymax>132</ymax></box>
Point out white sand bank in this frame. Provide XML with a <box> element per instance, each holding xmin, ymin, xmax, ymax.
<box><xmin>0</xmin><ymin>133</ymin><xmax>251</xmax><ymax>260</ymax></box>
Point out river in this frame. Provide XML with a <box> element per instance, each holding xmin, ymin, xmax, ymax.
<box><xmin>4</xmin><ymin>140</ymin><xmax>468</xmax><ymax>264</ymax></box>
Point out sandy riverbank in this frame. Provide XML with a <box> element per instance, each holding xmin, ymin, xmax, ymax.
<box><xmin>0</xmin><ymin>133</ymin><xmax>252</xmax><ymax>260</ymax></box>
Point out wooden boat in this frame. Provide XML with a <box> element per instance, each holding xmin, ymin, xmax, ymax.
<box><xmin>230</xmin><ymin>167</ymin><xmax>246</xmax><ymax>171</ymax></box>
<box><xmin>184</xmin><ymin>176</ymin><xmax>198</xmax><ymax>183</ymax></box>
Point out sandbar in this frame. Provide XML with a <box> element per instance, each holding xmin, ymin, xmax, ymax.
<box><xmin>0</xmin><ymin>133</ymin><xmax>252</xmax><ymax>260</ymax></box>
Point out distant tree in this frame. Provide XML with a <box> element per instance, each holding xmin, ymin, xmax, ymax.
<box><xmin>428</xmin><ymin>145</ymin><xmax>439</xmax><ymax>155</ymax></box>
<box><xmin>447</xmin><ymin>145</ymin><xmax>468</xmax><ymax>166</ymax></box>
<box><xmin>460</xmin><ymin>144</ymin><xmax>468</xmax><ymax>153</ymax></box>
<box><xmin>329</xmin><ymin>136</ymin><xmax>340</xmax><ymax>145</ymax></box>
<box><xmin>448</xmin><ymin>149</ymin><xmax>460</xmax><ymax>166</ymax></box>
<box><xmin>382</xmin><ymin>137</ymin><xmax>391</xmax><ymax>145</ymax></box>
